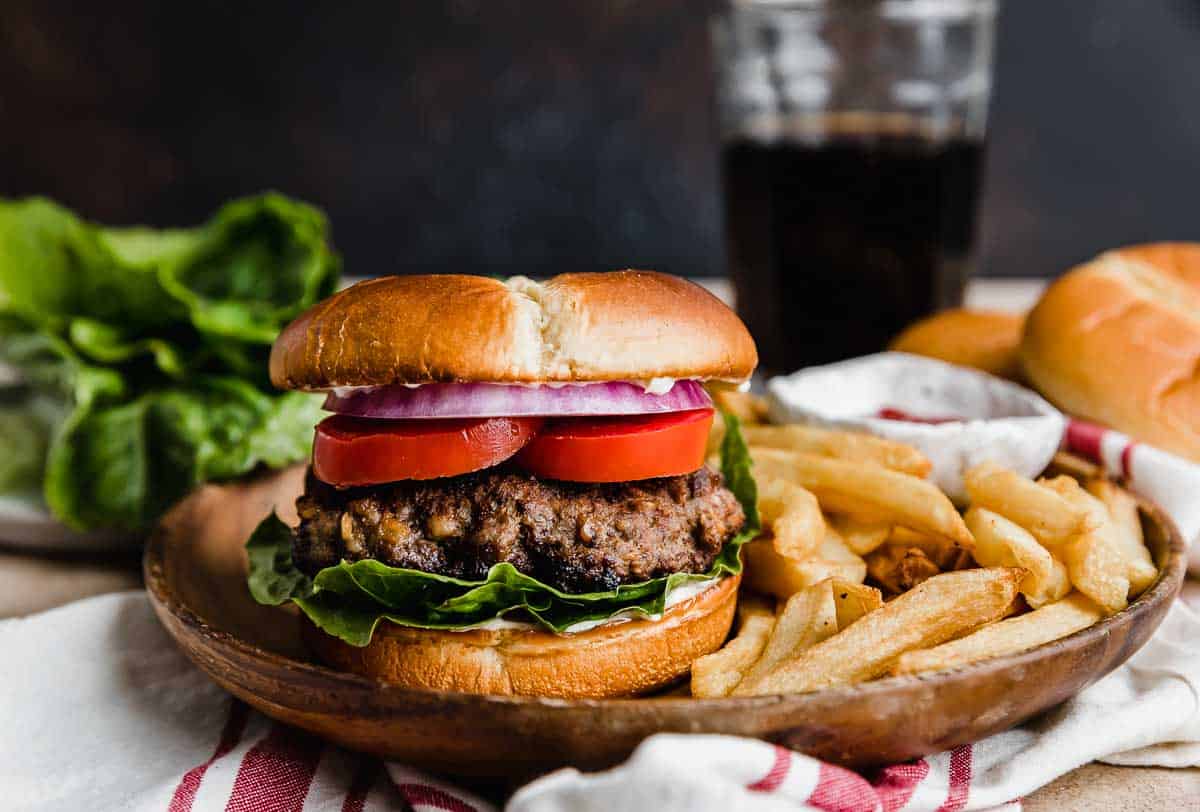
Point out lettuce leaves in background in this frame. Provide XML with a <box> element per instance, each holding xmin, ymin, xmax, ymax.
<box><xmin>0</xmin><ymin>398</ymin><xmax>53</xmax><ymax>495</ymax></box>
<box><xmin>246</xmin><ymin>413</ymin><xmax>762</xmax><ymax>644</ymax></box>
<box><xmin>0</xmin><ymin>193</ymin><xmax>340</xmax><ymax>531</ymax></box>
<box><xmin>46</xmin><ymin>382</ymin><xmax>326</xmax><ymax>531</ymax></box>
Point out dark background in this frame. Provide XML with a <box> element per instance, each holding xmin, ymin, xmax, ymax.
<box><xmin>3</xmin><ymin>1</ymin><xmax>1199</xmax><ymax>278</ymax></box>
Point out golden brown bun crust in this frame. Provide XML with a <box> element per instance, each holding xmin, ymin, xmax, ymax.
<box><xmin>302</xmin><ymin>573</ymin><xmax>740</xmax><ymax>698</ymax></box>
<box><xmin>889</xmin><ymin>309</ymin><xmax>1026</xmax><ymax>381</ymax></box>
<box><xmin>1021</xmin><ymin>243</ymin><xmax>1200</xmax><ymax>462</ymax></box>
<box><xmin>270</xmin><ymin>271</ymin><xmax>757</xmax><ymax>389</ymax></box>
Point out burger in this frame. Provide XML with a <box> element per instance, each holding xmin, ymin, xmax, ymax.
<box><xmin>246</xmin><ymin>270</ymin><xmax>759</xmax><ymax>698</ymax></box>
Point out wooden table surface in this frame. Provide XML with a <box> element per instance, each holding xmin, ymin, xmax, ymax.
<box><xmin>3</xmin><ymin>278</ymin><xmax>1196</xmax><ymax>811</ymax></box>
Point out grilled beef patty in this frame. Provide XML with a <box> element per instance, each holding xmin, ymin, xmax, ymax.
<box><xmin>293</xmin><ymin>466</ymin><xmax>745</xmax><ymax>593</ymax></box>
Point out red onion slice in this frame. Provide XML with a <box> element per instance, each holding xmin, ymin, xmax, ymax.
<box><xmin>324</xmin><ymin>380</ymin><xmax>713</xmax><ymax>419</ymax></box>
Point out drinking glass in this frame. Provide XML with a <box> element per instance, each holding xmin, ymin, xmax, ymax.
<box><xmin>713</xmin><ymin>0</ymin><xmax>996</xmax><ymax>373</ymax></box>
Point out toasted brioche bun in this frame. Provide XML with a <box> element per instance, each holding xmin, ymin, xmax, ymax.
<box><xmin>270</xmin><ymin>271</ymin><xmax>757</xmax><ymax>390</ymax></box>
<box><xmin>302</xmin><ymin>573</ymin><xmax>740</xmax><ymax>698</ymax></box>
<box><xmin>1021</xmin><ymin>243</ymin><xmax>1200</xmax><ymax>461</ymax></box>
<box><xmin>889</xmin><ymin>309</ymin><xmax>1026</xmax><ymax>381</ymax></box>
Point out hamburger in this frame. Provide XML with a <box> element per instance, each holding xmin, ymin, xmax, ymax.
<box><xmin>246</xmin><ymin>270</ymin><xmax>759</xmax><ymax>698</ymax></box>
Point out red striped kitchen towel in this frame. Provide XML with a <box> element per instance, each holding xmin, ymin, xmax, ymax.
<box><xmin>157</xmin><ymin>703</ymin><xmax>1012</xmax><ymax>812</ymax></box>
<box><xmin>1064</xmin><ymin>419</ymin><xmax>1200</xmax><ymax>573</ymax></box>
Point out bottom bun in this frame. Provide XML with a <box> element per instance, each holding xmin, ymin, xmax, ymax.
<box><xmin>302</xmin><ymin>573</ymin><xmax>740</xmax><ymax>698</ymax></box>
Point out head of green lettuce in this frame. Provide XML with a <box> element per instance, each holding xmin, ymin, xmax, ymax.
<box><xmin>246</xmin><ymin>412</ymin><xmax>760</xmax><ymax>645</ymax></box>
<box><xmin>0</xmin><ymin>193</ymin><xmax>340</xmax><ymax>532</ymax></box>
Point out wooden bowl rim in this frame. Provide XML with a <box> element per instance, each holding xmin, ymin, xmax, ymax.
<box><xmin>143</xmin><ymin>486</ymin><xmax>1187</xmax><ymax>713</ymax></box>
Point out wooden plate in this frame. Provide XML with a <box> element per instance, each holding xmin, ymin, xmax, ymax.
<box><xmin>144</xmin><ymin>464</ymin><xmax>1186</xmax><ymax>778</ymax></box>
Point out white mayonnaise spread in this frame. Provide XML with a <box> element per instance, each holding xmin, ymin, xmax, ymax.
<box><xmin>642</xmin><ymin>377</ymin><xmax>677</xmax><ymax>395</ymax></box>
<box><xmin>459</xmin><ymin>575</ymin><xmax>723</xmax><ymax>635</ymax></box>
<box><xmin>331</xmin><ymin>379</ymin><xmax>690</xmax><ymax>397</ymax></box>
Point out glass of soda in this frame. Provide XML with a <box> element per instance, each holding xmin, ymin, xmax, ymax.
<box><xmin>712</xmin><ymin>0</ymin><xmax>996</xmax><ymax>374</ymax></box>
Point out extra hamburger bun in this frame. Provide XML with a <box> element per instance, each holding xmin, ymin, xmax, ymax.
<box><xmin>889</xmin><ymin>308</ymin><xmax>1026</xmax><ymax>381</ymax></box>
<box><xmin>302</xmin><ymin>573</ymin><xmax>740</xmax><ymax>698</ymax></box>
<box><xmin>1021</xmin><ymin>243</ymin><xmax>1200</xmax><ymax>462</ymax></box>
<box><xmin>271</xmin><ymin>271</ymin><xmax>757</xmax><ymax>390</ymax></box>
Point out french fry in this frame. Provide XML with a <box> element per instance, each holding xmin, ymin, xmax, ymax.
<box><xmin>829</xmin><ymin>514</ymin><xmax>891</xmax><ymax>556</ymax></box>
<box><xmin>706</xmin><ymin>389</ymin><xmax>768</xmax><ymax>455</ymax></box>
<box><xmin>690</xmin><ymin>596</ymin><xmax>776</xmax><ymax>698</ymax></box>
<box><xmin>738</xmin><ymin>567</ymin><xmax>1024</xmax><ymax>695</ymax></box>
<box><xmin>1085</xmin><ymin>479</ymin><xmax>1157</xmax><ymax>596</ymax></box>
<box><xmin>891</xmin><ymin>592</ymin><xmax>1103</xmax><ymax>675</ymax></box>
<box><xmin>1049</xmin><ymin>450</ymin><xmax>1103</xmax><ymax>482</ymax></box>
<box><xmin>743</xmin><ymin>528</ymin><xmax>867</xmax><ymax>600</ymax></box>
<box><xmin>866</xmin><ymin>543</ymin><xmax>941</xmax><ymax>594</ymax></box>
<box><xmin>734</xmin><ymin>582</ymin><xmax>839</xmax><ymax>694</ymax></box>
<box><xmin>737</xmin><ymin>595</ymin><xmax>776</xmax><ymax>624</ymax></box>
<box><xmin>1040</xmin><ymin>476</ymin><xmax>1131</xmax><ymax>614</ymax></box>
<box><xmin>750</xmin><ymin>448</ymin><xmax>973</xmax><ymax>547</ymax></box>
<box><xmin>741</xmin><ymin>424</ymin><xmax>932</xmax><ymax>478</ymax></box>
<box><xmin>742</xmin><ymin>539</ymin><xmax>807</xmax><ymax>599</ymax></box>
<box><xmin>709</xmin><ymin>387</ymin><xmax>769</xmax><ymax>425</ymax></box>
<box><xmin>964</xmin><ymin>462</ymin><xmax>1095</xmax><ymax>546</ymax></box>
<box><xmin>801</xmin><ymin>527</ymin><xmax>868</xmax><ymax>584</ymax></box>
<box><xmin>965</xmin><ymin>506</ymin><xmax>1071</xmax><ymax>608</ymax></box>
<box><xmin>888</xmin><ymin>526</ymin><xmax>974</xmax><ymax>571</ymax></box>
<box><xmin>830</xmin><ymin>578</ymin><xmax>883</xmax><ymax>629</ymax></box>
<box><xmin>758</xmin><ymin>476</ymin><xmax>825</xmax><ymax>561</ymax></box>
<box><xmin>706</xmin><ymin>421</ymin><xmax>726</xmax><ymax>459</ymax></box>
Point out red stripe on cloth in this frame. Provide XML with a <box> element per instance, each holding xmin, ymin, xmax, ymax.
<box><xmin>395</xmin><ymin>783</ymin><xmax>479</xmax><ymax>812</ymax></box>
<box><xmin>224</xmin><ymin>723</ymin><xmax>323</xmax><ymax>812</ymax></box>
<box><xmin>167</xmin><ymin>699</ymin><xmax>250</xmax><ymax>812</ymax></box>
<box><xmin>746</xmin><ymin>744</ymin><xmax>792</xmax><ymax>792</ymax></box>
<box><xmin>872</xmin><ymin>758</ymin><xmax>931</xmax><ymax>812</ymax></box>
<box><xmin>1121</xmin><ymin>441</ymin><xmax>1138</xmax><ymax>480</ymax></box>
<box><xmin>341</xmin><ymin>760</ymin><xmax>380</xmax><ymax>812</ymax></box>
<box><xmin>935</xmin><ymin>746</ymin><xmax>973</xmax><ymax>812</ymax></box>
<box><xmin>1065</xmin><ymin>421</ymin><xmax>1105</xmax><ymax>463</ymax></box>
<box><xmin>807</xmin><ymin>762</ymin><xmax>879</xmax><ymax>812</ymax></box>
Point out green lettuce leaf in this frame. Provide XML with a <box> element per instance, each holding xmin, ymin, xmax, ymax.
<box><xmin>0</xmin><ymin>199</ymin><xmax>182</xmax><ymax>330</ymax></box>
<box><xmin>245</xmin><ymin>412</ymin><xmax>761</xmax><ymax>644</ymax></box>
<box><xmin>0</xmin><ymin>401</ymin><xmax>49</xmax><ymax>494</ymax></box>
<box><xmin>154</xmin><ymin>193</ymin><xmax>340</xmax><ymax>344</ymax></box>
<box><xmin>246</xmin><ymin>513</ymin><xmax>314</xmax><ymax>604</ymax></box>
<box><xmin>66</xmin><ymin>318</ymin><xmax>188</xmax><ymax>379</ymax></box>
<box><xmin>44</xmin><ymin>382</ymin><xmax>325</xmax><ymax>531</ymax></box>
<box><xmin>0</xmin><ymin>194</ymin><xmax>340</xmax><ymax>530</ymax></box>
<box><xmin>0</xmin><ymin>193</ymin><xmax>339</xmax><ymax>341</ymax></box>
<box><xmin>720</xmin><ymin>411</ymin><xmax>758</xmax><ymax>530</ymax></box>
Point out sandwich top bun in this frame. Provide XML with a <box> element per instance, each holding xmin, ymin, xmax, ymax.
<box><xmin>1021</xmin><ymin>243</ymin><xmax>1200</xmax><ymax>462</ymax></box>
<box><xmin>270</xmin><ymin>271</ymin><xmax>758</xmax><ymax>390</ymax></box>
<box><xmin>302</xmin><ymin>573</ymin><xmax>739</xmax><ymax>698</ymax></box>
<box><xmin>889</xmin><ymin>308</ymin><xmax>1026</xmax><ymax>381</ymax></box>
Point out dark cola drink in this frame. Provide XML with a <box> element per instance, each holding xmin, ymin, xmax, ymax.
<box><xmin>722</xmin><ymin>120</ymin><xmax>986</xmax><ymax>375</ymax></box>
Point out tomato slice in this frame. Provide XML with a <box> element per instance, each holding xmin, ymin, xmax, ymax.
<box><xmin>514</xmin><ymin>408</ymin><xmax>714</xmax><ymax>482</ymax></box>
<box><xmin>313</xmin><ymin>415</ymin><xmax>543</xmax><ymax>486</ymax></box>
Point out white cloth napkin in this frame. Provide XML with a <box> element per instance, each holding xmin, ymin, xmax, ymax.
<box><xmin>0</xmin><ymin>591</ymin><xmax>493</xmax><ymax>812</ymax></box>
<box><xmin>3</xmin><ymin>418</ymin><xmax>1200</xmax><ymax>812</ymax></box>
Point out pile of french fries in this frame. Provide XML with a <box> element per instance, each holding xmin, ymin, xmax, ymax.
<box><xmin>694</xmin><ymin>392</ymin><xmax>1159</xmax><ymax>697</ymax></box>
